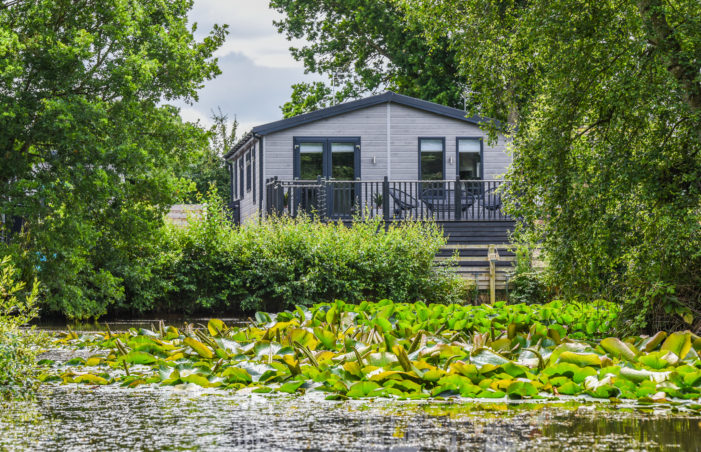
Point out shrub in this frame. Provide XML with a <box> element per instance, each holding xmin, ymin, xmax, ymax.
<box><xmin>0</xmin><ymin>256</ymin><xmax>45</xmax><ymax>400</ymax></box>
<box><xmin>509</xmin><ymin>244</ymin><xmax>549</xmax><ymax>305</ymax></box>
<box><xmin>123</xmin><ymin>190</ymin><xmax>468</xmax><ymax>315</ymax></box>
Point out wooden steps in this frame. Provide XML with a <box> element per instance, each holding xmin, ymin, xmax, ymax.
<box><xmin>435</xmin><ymin>242</ymin><xmax>515</xmax><ymax>291</ymax></box>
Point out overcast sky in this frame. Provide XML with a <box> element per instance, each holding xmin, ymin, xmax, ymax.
<box><xmin>176</xmin><ymin>1</ymin><xmax>320</xmax><ymax>135</ymax></box>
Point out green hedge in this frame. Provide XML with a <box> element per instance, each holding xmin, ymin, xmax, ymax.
<box><xmin>121</xmin><ymin>193</ymin><xmax>471</xmax><ymax>316</ymax></box>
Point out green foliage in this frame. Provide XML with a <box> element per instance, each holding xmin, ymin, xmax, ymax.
<box><xmin>402</xmin><ymin>0</ymin><xmax>701</xmax><ymax>331</ymax></box>
<box><xmin>42</xmin><ymin>300</ymin><xmax>701</xmax><ymax>405</ymax></box>
<box><xmin>270</xmin><ymin>0</ymin><xmax>465</xmax><ymax>114</ymax></box>
<box><xmin>280</xmin><ymin>82</ymin><xmax>349</xmax><ymax>119</ymax></box>
<box><xmin>123</xmin><ymin>190</ymin><xmax>467</xmax><ymax>315</ymax></box>
<box><xmin>509</xmin><ymin>244</ymin><xmax>548</xmax><ymax>305</ymax></box>
<box><xmin>0</xmin><ymin>256</ymin><xmax>45</xmax><ymax>400</ymax></box>
<box><xmin>180</xmin><ymin>108</ymin><xmax>239</xmax><ymax>202</ymax></box>
<box><xmin>510</xmin><ymin>272</ymin><xmax>547</xmax><ymax>306</ymax></box>
<box><xmin>0</xmin><ymin>0</ymin><xmax>226</xmax><ymax>319</ymax></box>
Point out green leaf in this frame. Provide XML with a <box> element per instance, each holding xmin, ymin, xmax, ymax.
<box><xmin>600</xmin><ymin>338</ymin><xmax>637</xmax><ymax>361</ymax></box>
<box><xmin>123</xmin><ymin>351</ymin><xmax>158</xmax><ymax>365</ymax></box>
<box><xmin>181</xmin><ymin>374</ymin><xmax>211</xmax><ymax>387</ymax></box>
<box><xmin>184</xmin><ymin>338</ymin><xmax>214</xmax><ymax>359</ymax></box>
<box><xmin>557</xmin><ymin>352</ymin><xmax>602</xmax><ymax>367</ymax></box>
<box><xmin>74</xmin><ymin>374</ymin><xmax>109</xmax><ymax>385</ymax></box>
<box><xmin>346</xmin><ymin>381</ymin><xmax>381</xmax><ymax>398</ymax></box>
<box><xmin>222</xmin><ymin>367</ymin><xmax>252</xmax><ymax>383</ymax></box>
<box><xmin>506</xmin><ymin>380</ymin><xmax>538</xmax><ymax>398</ymax></box>
<box><xmin>207</xmin><ymin>319</ymin><xmax>226</xmax><ymax>337</ymax></box>
<box><xmin>660</xmin><ymin>331</ymin><xmax>692</xmax><ymax>360</ymax></box>
<box><xmin>278</xmin><ymin>380</ymin><xmax>305</xmax><ymax>394</ymax></box>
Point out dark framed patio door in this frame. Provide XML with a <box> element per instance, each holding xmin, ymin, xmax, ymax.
<box><xmin>294</xmin><ymin>137</ymin><xmax>360</xmax><ymax>218</ymax></box>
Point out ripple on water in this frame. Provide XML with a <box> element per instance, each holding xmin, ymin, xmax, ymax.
<box><xmin>0</xmin><ymin>385</ymin><xmax>700</xmax><ymax>451</ymax></box>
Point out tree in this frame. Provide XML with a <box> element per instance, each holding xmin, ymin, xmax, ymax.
<box><xmin>270</xmin><ymin>0</ymin><xmax>465</xmax><ymax>114</ymax></box>
<box><xmin>0</xmin><ymin>0</ymin><xmax>226</xmax><ymax>318</ymax></box>
<box><xmin>402</xmin><ymin>0</ymin><xmax>700</xmax><ymax>330</ymax></box>
<box><xmin>180</xmin><ymin>108</ymin><xmax>238</xmax><ymax>201</ymax></box>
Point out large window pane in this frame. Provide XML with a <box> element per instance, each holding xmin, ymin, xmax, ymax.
<box><xmin>299</xmin><ymin>142</ymin><xmax>323</xmax><ymax>180</ymax></box>
<box><xmin>420</xmin><ymin>138</ymin><xmax>444</xmax><ymax>180</ymax></box>
<box><xmin>458</xmin><ymin>139</ymin><xmax>481</xmax><ymax>180</ymax></box>
<box><xmin>239</xmin><ymin>159</ymin><xmax>244</xmax><ymax>196</ymax></box>
<box><xmin>330</xmin><ymin>142</ymin><xmax>355</xmax><ymax>180</ymax></box>
<box><xmin>246</xmin><ymin>151</ymin><xmax>251</xmax><ymax>192</ymax></box>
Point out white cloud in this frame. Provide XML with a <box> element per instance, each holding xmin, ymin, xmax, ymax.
<box><xmin>190</xmin><ymin>0</ymin><xmax>305</xmax><ymax>68</ymax></box>
<box><xmin>173</xmin><ymin>0</ymin><xmax>321</xmax><ymax>134</ymax></box>
<box><xmin>215</xmin><ymin>36</ymin><xmax>303</xmax><ymax>69</ymax></box>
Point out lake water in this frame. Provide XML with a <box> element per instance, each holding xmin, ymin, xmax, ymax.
<box><xmin>1</xmin><ymin>385</ymin><xmax>699</xmax><ymax>451</ymax></box>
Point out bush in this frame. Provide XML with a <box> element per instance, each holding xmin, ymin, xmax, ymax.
<box><xmin>0</xmin><ymin>256</ymin><xmax>45</xmax><ymax>400</ymax></box>
<box><xmin>509</xmin><ymin>244</ymin><xmax>549</xmax><ymax>305</ymax></box>
<box><xmin>509</xmin><ymin>272</ymin><xmax>548</xmax><ymax>305</ymax></box>
<box><xmin>122</xmin><ymin>191</ymin><xmax>468</xmax><ymax>315</ymax></box>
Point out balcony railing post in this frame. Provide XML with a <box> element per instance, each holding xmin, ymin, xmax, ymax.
<box><xmin>454</xmin><ymin>175</ymin><xmax>462</xmax><ymax>221</ymax></box>
<box><xmin>382</xmin><ymin>176</ymin><xmax>390</xmax><ymax>223</ymax></box>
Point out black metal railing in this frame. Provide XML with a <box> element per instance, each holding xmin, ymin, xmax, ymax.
<box><xmin>265</xmin><ymin>177</ymin><xmax>510</xmax><ymax>222</ymax></box>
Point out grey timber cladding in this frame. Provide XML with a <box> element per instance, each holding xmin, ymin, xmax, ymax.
<box><xmin>225</xmin><ymin>92</ymin><xmax>511</xmax><ymax>223</ymax></box>
<box><xmin>262</xmin><ymin>102</ymin><xmax>510</xmax><ymax>182</ymax></box>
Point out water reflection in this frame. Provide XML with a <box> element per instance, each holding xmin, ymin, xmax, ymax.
<box><xmin>1</xmin><ymin>386</ymin><xmax>699</xmax><ymax>451</ymax></box>
<box><xmin>29</xmin><ymin>318</ymin><xmax>247</xmax><ymax>333</ymax></box>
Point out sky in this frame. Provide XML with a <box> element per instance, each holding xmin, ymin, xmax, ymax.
<box><xmin>176</xmin><ymin>0</ymin><xmax>320</xmax><ymax>135</ymax></box>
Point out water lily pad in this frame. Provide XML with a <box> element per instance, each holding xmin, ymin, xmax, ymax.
<box><xmin>557</xmin><ymin>352</ymin><xmax>602</xmax><ymax>367</ymax></box>
<box><xmin>600</xmin><ymin>338</ymin><xmax>636</xmax><ymax>361</ymax></box>
<box><xmin>207</xmin><ymin>319</ymin><xmax>226</xmax><ymax>337</ymax></box>
<box><xmin>637</xmin><ymin>351</ymin><xmax>675</xmax><ymax>370</ymax></box>
<box><xmin>278</xmin><ymin>380</ymin><xmax>305</xmax><ymax>394</ymax></box>
<box><xmin>347</xmin><ymin>381</ymin><xmax>381</xmax><ymax>398</ymax></box>
<box><xmin>123</xmin><ymin>351</ymin><xmax>158</xmax><ymax>365</ymax></box>
<box><xmin>183</xmin><ymin>338</ymin><xmax>214</xmax><ymax>359</ymax></box>
<box><xmin>507</xmin><ymin>380</ymin><xmax>538</xmax><ymax>398</ymax></box>
<box><xmin>74</xmin><ymin>374</ymin><xmax>109</xmax><ymax>385</ymax></box>
<box><xmin>221</xmin><ymin>367</ymin><xmax>252</xmax><ymax>383</ymax></box>
<box><xmin>661</xmin><ymin>331</ymin><xmax>692</xmax><ymax>360</ymax></box>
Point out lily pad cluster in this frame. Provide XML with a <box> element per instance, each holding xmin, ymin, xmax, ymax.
<box><xmin>42</xmin><ymin>300</ymin><xmax>701</xmax><ymax>406</ymax></box>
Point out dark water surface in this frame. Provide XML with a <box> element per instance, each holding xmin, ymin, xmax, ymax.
<box><xmin>30</xmin><ymin>318</ymin><xmax>248</xmax><ymax>333</ymax></box>
<box><xmin>1</xmin><ymin>385</ymin><xmax>699</xmax><ymax>451</ymax></box>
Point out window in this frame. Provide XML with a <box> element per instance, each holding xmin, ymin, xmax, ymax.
<box><xmin>457</xmin><ymin>138</ymin><xmax>482</xmax><ymax>180</ymax></box>
<box><xmin>330</xmin><ymin>142</ymin><xmax>355</xmax><ymax>180</ymax></box>
<box><xmin>299</xmin><ymin>142</ymin><xmax>324</xmax><ymax>180</ymax></box>
<box><xmin>232</xmin><ymin>162</ymin><xmax>237</xmax><ymax>199</ymax></box>
<box><xmin>294</xmin><ymin>138</ymin><xmax>360</xmax><ymax>180</ymax></box>
<box><xmin>252</xmin><ymin>147</ymin><xmax>256</xmax><ymax>202</ymax></box>
<box><xmin>239</xmin><ymin>158</ymin><xmax>244</xmax><ymax>196</ymax></box>
<box><xmin>246</xmin><ymin>151</ymin><xmax>251</xmax><ymax>192</ymax></box>
<box><xmin>419</xmin><ymin>138</ymin><xmax>444</xmax><ymax>180</ymax></box>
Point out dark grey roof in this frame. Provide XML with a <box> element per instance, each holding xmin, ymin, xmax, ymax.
<box><xmin>224</xmin><ymin>91</ymin><xmax>494</xmax><ymax>159</ymax></box>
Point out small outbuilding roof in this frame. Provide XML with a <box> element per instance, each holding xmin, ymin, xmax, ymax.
<box><xmin>225</xmin><ymin>91</ymin><xmax>493</xmax><ymax>159</ymax></box>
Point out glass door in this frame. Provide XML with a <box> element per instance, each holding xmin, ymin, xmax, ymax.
<box><xmin>329</xmin><ymin>141</ymin><xmax>358</xmax><ymax>218</ymax></box>
<box><xmin>299</xmin><ymin>142</ymin><xmax>324</xmax><ymax>180</ymax></box>
<box><xmin>294</xmin><ymin>137</ymin><xmax>360</xmax><ymax>219</ymax></box>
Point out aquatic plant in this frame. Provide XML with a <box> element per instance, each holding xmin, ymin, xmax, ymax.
<box><xmin>42</xmin><ymin>300</ymin><xmax>700</xmax><ymax>408</ymax></box>
<box><xmin>0</xmin><ymin>256</ymin><xmax>46</xmax><ymax>400</ymax></box>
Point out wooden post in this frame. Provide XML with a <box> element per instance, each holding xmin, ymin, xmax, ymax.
<box><xmin>488</xmin><ymin>244</ymin><xmax>499</xmax><ymax>304</ymax></box>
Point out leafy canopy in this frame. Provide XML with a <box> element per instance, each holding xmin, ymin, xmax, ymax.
<box><xmin>270</xmin><ymin>0</ymin><xmax>465</xmax><ymax>116</ymax></box>
<box><xmin>401</xmin><ymin>0</ymin><xmax>701</xmax><ymax>330</ymax></box>
<box><xmin>0</xmin><ymin>0</ymin><xmax>226</xmax><ymax>318</ymax></box>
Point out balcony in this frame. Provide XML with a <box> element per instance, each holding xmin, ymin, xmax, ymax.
<box><xmin>265</xmin><ymin>177</ymin><xmax>511</xmax><ymax>222</ymax></box>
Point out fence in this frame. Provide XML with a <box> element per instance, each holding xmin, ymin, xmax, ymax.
<box><xmin>265</xmin><ymin>176</ymin><xmax>510</xmax><ymax>222</ymax></box>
